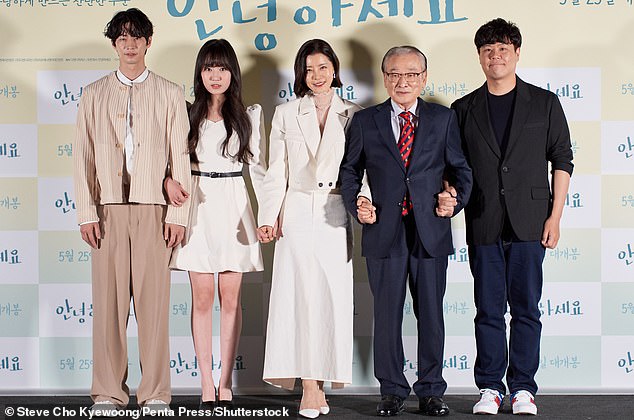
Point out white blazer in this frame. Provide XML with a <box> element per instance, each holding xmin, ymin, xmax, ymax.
<box><xmin>258</xmin><ymin>94</ymin><xmax>364</xmax><ymax>227</ymax></box>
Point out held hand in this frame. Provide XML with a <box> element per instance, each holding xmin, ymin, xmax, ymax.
<box><xmin>80</xmin><ymin>222</ymin><xmax>101</xmax><ymax>249</ymax></box>
<box><xmin>257</xmin><ymin>225</ymin><xmax>275</xmax><ymax>243</ymax></box>
<box><xmin>164</xmin><ymin>223</ymin><xmax>185</xmax><ymax>248</ymax></box>
<box><xmin>356</xmin><ymin>196</ymin><xmax>376</xmax><ymax>224</ymax></box>
<box><xmin>273</xmin><ymin>218</ymin><xmax>284</xmax><ymax>240</ymax></box>
<box><xmin>541</xmin><ymin>216</ymin><xmax>561</xmax><ymax>249</ymax></box>
<box><xmin>443</xmin><ymin>179</ymin><xmax>457</xmax><ymax>198</ymax></box>
<box><xmin>436</xmin><ymin>181</ymin><xmax>458</xmax><ymax>218</ymax></box>
<box><xmin>435</xmin><ymin>192</ymin><xmax>457</xmax><ymax>217</ymax></box>
<box><xmin>164</xmin><ymin>176</ymin><xmax>190</xmax><ymax>207</ymax></box>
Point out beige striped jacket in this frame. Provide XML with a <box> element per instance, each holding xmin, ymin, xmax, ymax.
<box><xmin>73</xmin><ymin>71</ymin><xmax>191</xmax><ymax>226</ymax></box>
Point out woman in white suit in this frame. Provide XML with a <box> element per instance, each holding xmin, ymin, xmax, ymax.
<box><xmin>257</xmin><ymin>39</ymin><xmax>367</xmax><ymax>418</ymax></box>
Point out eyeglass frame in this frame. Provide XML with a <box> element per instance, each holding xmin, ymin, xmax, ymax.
<box><xmin>383</xmin><ymin>70</ymin><xmax>426</xmax><ymax>83</ymax></box>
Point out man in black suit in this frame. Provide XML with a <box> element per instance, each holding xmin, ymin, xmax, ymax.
<box><xmin>450</xmin><ymin>18</ymin><xmax>573</xmax><ymax>416</ymax></box>
<box><xmin>340</xmin><ymin>46</ymin><xmax>472</xmax><ymax>417</ymax></box>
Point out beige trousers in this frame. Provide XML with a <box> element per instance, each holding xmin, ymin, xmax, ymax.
<box><xmin>91</xmin><ymin>204</ymin><xmax>172</xmax><ymax>407</ymax></box>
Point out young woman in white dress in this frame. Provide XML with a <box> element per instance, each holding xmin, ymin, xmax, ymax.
<box><xmin>257</xmin><ymin>39</ymin><xmax>367</xmax><ymax>419</ymax></box>
<box><xmin>165</xmin><ymin>39</ymin><xmax>266</xmax><ymax>408</ymax></box>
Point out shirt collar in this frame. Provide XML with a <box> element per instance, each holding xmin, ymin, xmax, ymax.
<box><xmin>116</xmin><ymin>68</ymin><xmax>149</xmax><ymax>86</ymax></box>
<box><xmin>390</xmin><ymin>99</ymin><xmax>418</xmax><ymax>118</ymax></box>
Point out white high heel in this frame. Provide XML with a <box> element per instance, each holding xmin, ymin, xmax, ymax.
<box><xmin>300</xmin><ymin>389</ymin><xmax>321</xmax><ymax>418</ymax></box>
<box><xmin>319</xmin><ymin>390</ymin><xmax>329</xmax><ymax>414</ymax></box>
<box><xmin>299</xmin><ymin>408</ymin><xmax>320</xmax><ymax>418</ymax></box>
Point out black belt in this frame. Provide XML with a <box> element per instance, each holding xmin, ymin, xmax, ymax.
<box><xmin>191</xmin><ymin>170</ymin><xmax>242</xmax><ymax>178</ymax></box>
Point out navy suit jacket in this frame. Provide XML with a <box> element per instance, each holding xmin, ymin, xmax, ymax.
<box><xmin>340</xmin><ymin>98</ymin><xmax>472</xmax><ymax>259</ymax></box>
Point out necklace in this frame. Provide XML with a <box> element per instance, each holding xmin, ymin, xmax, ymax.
<box><xmin>311</xmin><ymin>89</ymin><xmax>332</xmax><ymax>96</ymax></box>
<box><xmin>312</xmin><ymin>89</ymin><xmax>334</xmax><ymax>111</ymax></box>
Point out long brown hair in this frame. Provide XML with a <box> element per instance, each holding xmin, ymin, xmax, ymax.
<box><xmin>188</xmin><ymin>39</ymin><xmax>252</xmax><ymax>163</ymax></box>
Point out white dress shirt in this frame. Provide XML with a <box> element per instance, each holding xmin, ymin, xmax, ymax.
<box><xmin>390</xmin><ymin>99</ymin><xmax>419</xmax><ymax>142</ymax></box>
<box><xmin>116</xmin><ymin>68</ymin><xmax>149</xmax><ymax>176</ymax></box>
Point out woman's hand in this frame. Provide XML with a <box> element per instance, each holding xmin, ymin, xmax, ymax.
<box><xmin>164</xmin><ymin>176</ymin><xmax>190</xmax><ymax>207</ymax></box>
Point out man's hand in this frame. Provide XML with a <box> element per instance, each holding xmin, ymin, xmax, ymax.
<box><xmin>164</xmin><ymin>223</ymin><xmax>185</xmax><ymax>248</ymax></box>
<box><xmin>357</xmin><ymin>196</ymin><xmax>376</xmax><ymax>224</ymax></box>
<box><xmin>164</xmin><ymin>177</ymin><xmax>190</xmax><ymax>207</ymax></box>
<box><xmin>541</xmin><ymin>216</ymin><xmax>561</xmax><ymax>249</ymax></box>
<box><xmin>436</xmin><ymin>181</ymin><xmax>458</xmax><ymax>217</ymax></box>
<box><xmin>80</xmin><ymin>222</ymin><xmax>101</xmax><ymax>249</ymax></box>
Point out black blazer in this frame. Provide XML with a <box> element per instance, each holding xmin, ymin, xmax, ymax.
<box><xmin>451</xmin><ymin>77</ymin><xmax>574</xmax><ymax>246</ymax></box>
<box><xmin>340</xmin><ymin>98</ymin><xmax>472</xmax><ymax>259</ymax></box>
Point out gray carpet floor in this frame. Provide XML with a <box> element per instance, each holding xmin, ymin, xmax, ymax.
<box><xmin>2</xmin><ymin>394</ymin><xmax>633</xmax><ymax>419</ymax></box>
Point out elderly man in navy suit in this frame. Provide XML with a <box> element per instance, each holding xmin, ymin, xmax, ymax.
<box><xmin>340</xmin><ymin>46</ymin><xmax>472</xmax><ymax>417</ymax></box>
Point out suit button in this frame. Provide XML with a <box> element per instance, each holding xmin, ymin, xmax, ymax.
<box><xmin>500</xmin><ymin>188</ymin><xmax>505</xmax><ymax>195</ymax></box>
<box><xmin>328</xmin><ymin>182</ymin><xmax>333</xmax><ymax>187</ymax></box>
<box><xmin>502</xmin><ymin>166</ymin><xmax>509</xmax><ymax>173</ymax></box>
<box><xmin>318</xmin><ymin>182</ymin><xmax>323</xmax><ymax>187</ymax></box>
<box><xmin>405</xmin><ymin>177</ymin><xmax>410</xmax><ymax>183</ymax></box>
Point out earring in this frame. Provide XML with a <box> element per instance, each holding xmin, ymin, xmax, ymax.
<box><xmin>333</xmin><ymin>73</ymin><xmax>336</xmax><ymax>79</ymax></box>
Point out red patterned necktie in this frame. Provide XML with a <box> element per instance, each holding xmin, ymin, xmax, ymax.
<box><xmin>398</xmin><ymin>111</ymin><xmax>414</xmax><ymax>216</ymax></box>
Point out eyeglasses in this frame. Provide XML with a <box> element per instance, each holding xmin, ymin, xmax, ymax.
<box><xmin>384</xmin><ymin>71</ymin><xmax>425</xmax><ymax>83</ymax></box>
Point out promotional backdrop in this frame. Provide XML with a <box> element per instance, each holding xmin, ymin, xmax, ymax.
<box><xmin>1</xmin><ymin>0</ymin><xmax>633</xmax><ymax>395</ymax></box>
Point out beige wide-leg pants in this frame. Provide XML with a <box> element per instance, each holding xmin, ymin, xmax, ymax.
<box><xmin>90</xmin><ymin>204</ymin><xmax>172</xmax><ymax>407</ymax></box>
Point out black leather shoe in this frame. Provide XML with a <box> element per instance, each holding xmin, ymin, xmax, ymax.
<box><xmin>199</xmin><ymin>399</ymin><xmax>216</xmax><ymax>410</ymax></box>
<box><xmin>217</xmin><ymin>389</ymin><xmax>234</xmax><ymax>409</ymax></box>
<box><xmin>217</xmin><ymin>399</ymin><xmax>234</xmax><ymax>409</ymax></box>
<box><xmin>377</xmin><ymin>395</ymin><xmax>405</xmax><ymax>416</ymax></box>
<box><xmin>419</xmin><ymin>396</ymin><xmax>449</xmax><ymax>416</ymax></box>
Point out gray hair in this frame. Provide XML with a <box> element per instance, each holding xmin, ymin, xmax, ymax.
<box><xmin>381</xmin><ymin>46</ymin><xmax>427</xmax><ymax>73</ymax></box>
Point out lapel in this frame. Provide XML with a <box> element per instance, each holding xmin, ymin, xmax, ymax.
<box><xmin>469</xmin><ymin>82</ymin><xmax>501</xmax><ymax>159</ymax></box>
<box><xmin>373</xmin><ymin>98</ymin><xmax>406</xmax><ymax>173</ymax></box>
<box><xmin>505</xmin><ymin>76</ymin><xmax>531</xmax><ymax>158</ymax></box>
<box><xmin>314</xmin><ymin>94</ymin><xmax>350</xmax><ymax>162</ymax></box>
<box><xmin>296</xmin><ymin>95</ymin><xmax>321</xmax><ymax>159</ymax></box>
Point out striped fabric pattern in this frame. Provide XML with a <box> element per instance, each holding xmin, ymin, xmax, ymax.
<box><xmin>73</xmin><ymin>71</ymin><xmax>191</xmax><ymax>226</ymax></box>
<box><xmin>398</xmin><ymin>110</ymin><xmax>414</xmax><ymax>216</ymax></box>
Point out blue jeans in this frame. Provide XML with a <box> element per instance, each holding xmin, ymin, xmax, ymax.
<box><xmin>469</xmin><ymin>240</ymin><xmax>545</xmax><ymax>395</ymax></box>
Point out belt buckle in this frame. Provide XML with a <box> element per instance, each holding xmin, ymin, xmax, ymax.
<box><xmin>209</xmin><ymin>171</ymin><xmax>218</xmax><ymax>178</ymax></box>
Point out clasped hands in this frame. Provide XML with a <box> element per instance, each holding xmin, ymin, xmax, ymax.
<box><xmin>436</xmin><ymin>180</ymin><xmax>458</xmax><ymax>218</ymax></box>
<box><xmin>356</xmin><ymin>181</ymin><xmax>458</xmax><ymax>224</ymax></box>
<box><xmin>356</xmin><ymin>196</ymin><xmax>377</xmax><ymax>224</ymax></box>
<box><xmin>257</xmin><ymin>220</ymin><xmax>283</xmax><ymax>243</ymax></box>
<box><xmin>160</xmin><ymin>176</ymin><xmax>189</xmax><ymax>247</ymax></box>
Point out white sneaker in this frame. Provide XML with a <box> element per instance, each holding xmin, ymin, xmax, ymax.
<box><xmin>88</xmin><ymin>401</ymin><xmax>119</xmax><ymax>417</ymax></box>
<box><xmin>473</xmin><ymin>388</ymin><xmax>504</xmax><ymax>415</ymax></box>
<box><xmin>511</xmin><ymin>390</ymin><xmax>537</xmax><ymax>415</ymax></box>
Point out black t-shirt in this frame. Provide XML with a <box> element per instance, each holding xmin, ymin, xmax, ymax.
<box><xmin>487</xmin><ymin>88</ymin><xmax>519</xmax><ymax>241</ymax></box>
<box><xmin>487</xmin><ymin>88</ymin><xmax>516</xmax><ymax>155</ymax></box>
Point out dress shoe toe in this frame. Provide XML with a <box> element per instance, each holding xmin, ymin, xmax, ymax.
<box><xmin>419</xmin><ymin>396</ymin><xmax>449</xmax><ymax>417</ymax></box>
<box><xmin>376</xmin><ymin>395</ymin><xmax>405</xmax><ymax>416</ymax></box>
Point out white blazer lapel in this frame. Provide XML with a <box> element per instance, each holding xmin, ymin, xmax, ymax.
<box><xmin>315</xmin><ymin>95</ymin><xmax>349</xmax><ymax>162</ymax></box>
<box><xmin>296</xmin><ymin>95</ymin><xmax>320</xmax><ymax>159</ymax></box>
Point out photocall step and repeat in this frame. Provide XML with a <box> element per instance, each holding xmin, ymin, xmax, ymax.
<box><xmin>1</xmin><ymin>0</ymin><xmax>633</xmax><ymax>395</ymax></box>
